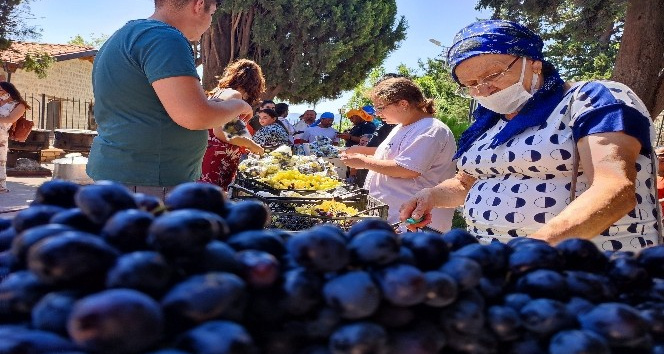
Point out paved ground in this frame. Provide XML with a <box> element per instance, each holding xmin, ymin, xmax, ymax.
<box><xmin>1</xmin><ymin>164</ymin><xmax>53</xmax><ymax>218</ymax></box>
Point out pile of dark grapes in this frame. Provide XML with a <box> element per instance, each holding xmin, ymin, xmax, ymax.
<box><xmin>1</xmin><ymin>180</ymin><xmax>664</xmax><ymax>353</ymax></box>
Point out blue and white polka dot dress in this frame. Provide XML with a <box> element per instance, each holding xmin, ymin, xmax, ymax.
<box><xmin>458</xmin><ymin>81</ymin><xmax>659</xmax><ymax>251</ymax></box>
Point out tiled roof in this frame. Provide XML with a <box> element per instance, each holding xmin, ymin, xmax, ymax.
<box><xmin>0</xmin><ymin>41</ymin><xmax>97</xmax><ymax>64</ymax></box>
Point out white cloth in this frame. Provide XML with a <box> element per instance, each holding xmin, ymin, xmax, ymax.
<box><xmin>364</xmin><ymin>117</ymin><xmax>457</xmax><ymax>232</ymax></box>
<box><xmin>301</xmin><ymin>126</ymin><xmax>339</xmax><ymax>144</ymax></box>
<box><xmin>293</xmin><ymin>120</ymin><xmax>310</xmax><ymax>140</ymax></box>
<box><xmin>459</xmin><ymin>81</ymin><xmax>659</xmax><ymax>252</ymax></box>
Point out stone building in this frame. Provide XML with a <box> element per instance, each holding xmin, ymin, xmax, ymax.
<box><xmin>0</xmin><ymin>42</ymin><xmax>97</xmax><ymax>130</ymax></box>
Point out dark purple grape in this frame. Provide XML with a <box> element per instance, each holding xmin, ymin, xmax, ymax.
<box><xmin>0</xmin><ymin>270</ymin><xmax>52</xmax><ymax>322</ymax></box>
<box><xmin>164</xmin><ymin>182</ymin><xmax>227</xmax><ymax>215</ymax></box>
<box><xmin>478</xmin><ymin>276</ymin><xmax>506</xmax><ymax>303</ymax></box>
<box><xmin>508</xmin><ymin>242</ymin><xmax>563</xmax><ymax>275</ymax></box>
<box><xmin>287</xmin><ymin>225</ymin><xmax>349</xmax><ymax>272</ymax></box>
<box><xmin>487</xmin><ymin>305</ymin><xmax>523</xmax><ymax>341</ymax></box>
<box><xmin>235</xmin><ymin>250</ymin><xmax>280</xmax><ymax>288</ymax></box>
<box><xmin>578</xmin><ymin>302</ymin><xmax>652</xmax><ymax>351</ymax></box>
<box><xmin>224</xmin><ymin>199</ymin><xmax>271</xmax><ymax>234</ymax></box>
<box><xmin>147</xmin><ymin>209</ymin><xmax>226</xmax><ymax>260</ymax></box>
<box><xmin>639</xmin><ymin>305</ymin><xmax>664</xmax><ymax>341</ymax></box>
<box><xmin>0</xmin><ymin>227</ymin><xmax>15</xmax><ymax>252</ymax></box>
<box><xmin>503</xmin><ymin>293</ymin><xmax>532</xmax><ymax>312</ymax></box>
<box><xmin>12</xmin><ymin>205</ymin><xmax>66</xmax><ymax>233</ymax></box>
<box><xmin>347</xmin><ymin>218</ymin><xmax>395</xmax><ymax>239</ymax></box>
<box><xmin>323</xmin><ymin>270</ymin><xmax>380</xmax><ymax>319</ymax></box>
<box><xmin>401</xmin><ymin>232</ymin><xmax>449</xmax><ymax>270</ymax></box>
<box><xmin>31</xmin><ymin>291</ymin><xmax>80</xmax><ymax>336</ymax></box>
<box><xmin>106</xmin><ymin>251</ymin><xmax>173</xmax><ymax>297</ymax></box>
<box><xmin>226</xmin><ymin>230</ymin><xmax>286</xmax><ymax>258</ymax></box>
<box><xmin>440</xmin><ymin>298</ymin><xmax>485</xmax><ymax>335</ymax></box>
<box><xmin>565</xmin><ymin>270</ymin><xmax>616</xmax><ymax>303</ymax></box>
<box><xmin>515</xmin><ymin>269</ymin><xmax>568</xmax><ymax>300</ymax></box>
<box><xmin>67</xmin><ymin>289</ymin><xmax>163</xmax><ymax>354</ymax></box>
<box><xmin>348</xmin><ymin>229</ymin><xmax>400</xmax><ymax>266</ymax></box>
<box><xmin>101</xmin><ymin>209</ymin><xmax>154</xmax><ymax>252</ymax></box>
<box><xmin>566</xmin><ymin>297</ymin><xmax>594</xmax><ymax>315</ymax></box>
<box><xmin>161</xmin><ymin>272</ymin><xmax>246</xmax><ymax>328</ymax></box>
<box><xmin>377</xmin><ymin>264</ymin><xmax>427</xmax><ymax>307</ymax></box>
<box><xmin>637</xmin><ymin>245</ymin><xmax>664</xmax><ymax>278</ymax></box>
<box><xmin>175</xmin><ymin>320</ymin><xmax>257</xmax><ymax>354</ymax></box>
<box><xmin>32</xmin><ymin>179</ymin><xmax>80</xmax><ymax>208</ymax></box>
<box><xmin>556</xmin><ymin>238</ymin><xmax>608</xmax><ymax>273</ymax></box>
<box><xmin>50</xmin><ymin>208</ymin><xmax>101</xmax><ymax>234</ymax></box>
<box><xmin>0</xmin><ymin>326</ymin><xmax>79</xmax><ymax>353</ymax></box>
<box><xmin>329</xmin><ymin>322</ymin><xmax>388</xmax><ymax>354</ymax></box>
<box><xmin>0</xmin><ymin>218</ymin><xmax>11</xmax><ymax>232</ymax></box>
<box><xmin>75</xmin><ymin>181</ymin><xmax>137</xmax><ymax>225</ymax></box>
<box><xmin>441</xmin><ymin>228</ymin><xmax>478</xmax><ymax>250</ymax></box>
<box><xmin>607</xmin><ymin>256</ymin><xmax>651</xmax><ymax>292</ymax></box>
<box><xmin>182</xmin><ymin>240</ymin><xmax>240</xmax><ymax>275</ymax></box>
<box><xmin>280</xmin><ymin>267</ymin><xmax>323</xmax><ymax>316</ymax></box>
<box><xmin>519</xmin><ymin>298</ymin><xmax>576</xmax><ymax>337</ymax></box>
<box><xmin>10</xmin><ymin>223</ymin><xmax>75</xmax><ymax>267</ymax></box>
<box><xmin>439</xmin><ymin>256</ymin><xmax>482</xmax><ymax>291</ymax></box>
<box><xmin>27</xmin><ymin>231</ymin><xmax>120</xmax><ymax>289</ymax></box>
<box><xmin>422</xmin><ymin>270</ymin><xmax>458</xmax><ymax>307</ymax></box>
<box><xmin>549</xmin><ymin>329</ymin><xmax>610</xmax><ymax>354</ymax></box>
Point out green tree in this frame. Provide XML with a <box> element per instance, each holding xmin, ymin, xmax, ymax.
<box><xmin>0</xmin><ymin>0</ymin><xmax>40</xmax><ymax>50</ymax></box>
<box><xmin>475</xmin><ymin>0</ymin><xmax>664</xmax><ymax>117</ymax></box>
<box><xmin>68</xmin><ymin>34</ymin><xmax>109</xmax><ymax>49</ymax></box>
<box><xmin>200</xmin><ymin>0</ymin><xmax>407</xmax><ymax>104</ymax></box>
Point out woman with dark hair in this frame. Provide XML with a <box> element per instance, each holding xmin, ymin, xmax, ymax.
<box><xmin>401</xmin><ymin>20</ymin><xmax>659</xmax><ymax>251</ymax></box>
<box><xmin>0</xmin><ymin>82</ymin><xmax>30</xmax><ymax>193</ymax></box>
<box><xmin>199</xmin><ymin>59</ymin><xmax>266</xmax><ymax>190</ymax></box>
<box><xmin>252</xmin><ymin>108</ymin><xmax>291</xmax><ymax>149</ymax></box>
<box><xmin>341</xmin><ymin>77</ymin><xmax>457</xmax><ymax>232</ymax></box>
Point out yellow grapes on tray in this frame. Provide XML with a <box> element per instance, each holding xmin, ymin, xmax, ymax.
<box><xmin>295</xmin><ymin>200</ymin><xmax>359</xmax><ymax>218</ymax></box>
<box><xmin>260</xmin><ymin>170</ymin><xmax>341</xmax><ymax>191</ymax></box>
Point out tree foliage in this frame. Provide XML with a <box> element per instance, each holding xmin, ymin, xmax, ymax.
<box><xmin>475</xmin><ymin>0</ymin><xmax>664</xmax><ymax>117</ymax></box>
<box><xmin>200</xmin><ymin>0</ymin><xmax>407</xmax><ymax>104</ymax></box>
<box><xmin>0</xmin><ymin>0</ymin><xmax>40</xmax><ymax>50</ymax></box>
<box><xmin>68</xmin><ymin>34</ymin><xmax>109</xmax><ymax>49</ymax></box>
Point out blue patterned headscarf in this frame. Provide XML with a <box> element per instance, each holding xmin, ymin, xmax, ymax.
<box><xmin>446</xmin><ymin>20</ymin><xmax>565</xmax><ymax>159</ymax></box>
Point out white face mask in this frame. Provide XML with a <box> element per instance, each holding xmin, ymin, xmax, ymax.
<box><xmin>473</xmin><ymin>57</ymin><xmax>539</xmax><ymax>115</ymax></box>
<box><xmin>0</xmin><ymin>93</ymin><xmax>10</xmax><ymax>101</ymax></box>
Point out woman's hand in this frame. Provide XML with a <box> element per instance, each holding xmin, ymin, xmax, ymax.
<box><xmin>339</xmin><ymin>153</ymin><xmax>366</xmax><ymax>169</ymax></box>
<box><xmin>399</xmin><ymin>188</ymin><xmax>436</xmax><ymax>231</ymax></box>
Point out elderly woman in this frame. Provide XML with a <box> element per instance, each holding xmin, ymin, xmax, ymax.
<box><xmin>252</xmin><ymin>108</ymin><xmax>291</xmax><ymax>149</ymax></box>
<box><xmin>400</xmin><ymin>20</ymin><xmax>660</xmax><ymax>251</ymax></box>
<box><xmin>341</xmin><ymin>77</ymin><xmax>457</xmax><ymax>232</ymax></box>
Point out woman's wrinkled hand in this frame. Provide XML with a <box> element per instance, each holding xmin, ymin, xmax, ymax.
<box><xmin>399</xmin><ymin>189</ymin><xmax>435</xmax><ymax>231</ymax></box>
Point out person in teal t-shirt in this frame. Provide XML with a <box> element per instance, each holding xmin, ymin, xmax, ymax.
<box><xmin>87</xmin><ymin>0</ymin><xmax>253</xmax><ymax>198</ymax></box>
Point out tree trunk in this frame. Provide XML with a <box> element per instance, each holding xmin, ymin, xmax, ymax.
<box><xmin>611</xmin><ymin>0</ymin><xmax>664</xmax><ymax>117</ymax></box>
<box><xmin>201</xmin><ymin>13</ymin><xmax>234</xmax><ymax>91</ymax></box>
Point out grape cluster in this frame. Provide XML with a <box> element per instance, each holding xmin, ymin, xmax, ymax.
<box><xmin>1</xmin><ymin>180</ymin><xmax>664</xmax><ymax>353</ymax></box>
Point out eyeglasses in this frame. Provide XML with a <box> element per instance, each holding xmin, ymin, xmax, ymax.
<box><xmin>374</xmin><ymin>103</ymin><xmax>394</xmax><ymax>113</ymax></box>
<box><xmin>456</xmin><ymin>57</ymin><xmax>521</xmax><ymax>98</ymax></box>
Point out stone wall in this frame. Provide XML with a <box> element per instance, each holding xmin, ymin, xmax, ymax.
<box><xmin>1</xmin><ymin>58</ymin><xmax>94</xmax><ymax>129</ymax></box>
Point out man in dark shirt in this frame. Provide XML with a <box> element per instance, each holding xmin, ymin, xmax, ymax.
<box><xmin>338</xmin><ymin>109</ymin><xmax>376</xmax><ymax>147</ymax></box>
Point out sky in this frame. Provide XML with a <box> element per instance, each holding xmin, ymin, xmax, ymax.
<box><xmin>22</xmin><ymin>0</ymin><xmax>492</xmax><ymax>119</ymax></box>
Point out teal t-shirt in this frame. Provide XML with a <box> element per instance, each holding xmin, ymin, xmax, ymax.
<box><xmin>87</xmin><ymin>19</ymin><xmax>207</xmax><ymax>186</ymax></box>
